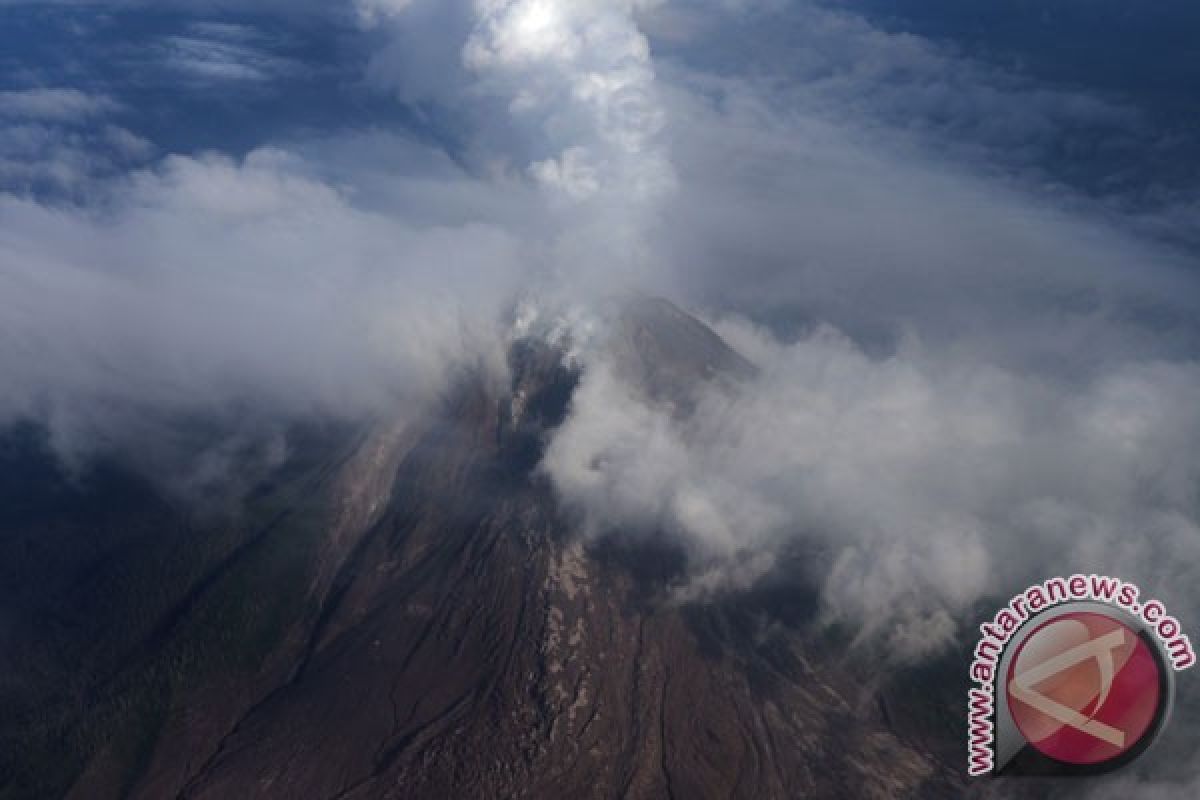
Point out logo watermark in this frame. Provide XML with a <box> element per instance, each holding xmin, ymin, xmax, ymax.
<box><xmin>967</xmin><ymin>574</ymin><xmax>1193</xmax><ymax>777</ymax></box>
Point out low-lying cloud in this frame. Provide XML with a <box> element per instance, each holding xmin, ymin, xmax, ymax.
<box><xmin>0</xmin><ymin>144</ymin><xmax>535</xmax><ymax>478</ymax></box>
<box><xmin>1</xmin><ymin>0</ymin><xmax>1198</xmax><ymax>700</ymax></box>
<box><xmin>545</xmin><ymin>317</ymin><xmax>1200</xmax><ymax>662</ymax></box>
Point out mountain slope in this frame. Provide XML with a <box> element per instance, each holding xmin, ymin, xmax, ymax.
<box><xmin>3</xmin><ymin>300</ymin><xmax>964</xmax><ymax>799</ymax></box>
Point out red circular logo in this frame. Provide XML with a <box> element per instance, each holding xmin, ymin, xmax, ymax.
<box><xmin>1006</xmin><ymin>611</ymin><xmax>1164</xmax><ymax>765</ymax></box>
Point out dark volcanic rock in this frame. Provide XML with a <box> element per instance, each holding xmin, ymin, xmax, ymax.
<box><xmin>3</xmin><ymin>300</ymin><xmax>964</xmax><ymax>799</ymax></box>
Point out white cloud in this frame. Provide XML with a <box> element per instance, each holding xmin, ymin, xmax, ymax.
<box><xmin>102</xmin><ymin>124</ymin><xmax>155</xmax><ymax>161</ymax></box>
<box><xmin>0</xmin><ymin>121</ymin><xmax>155</xmax><ymax>194</ymax></box>
<box><xmin>0</xmin><ymin>145</ymin><xmax>534</xmax><ymax>478</ymax></box>
<box><xmin>354</xmin><ymin>0</ymin><xmax>413</xmax><ymax>27</ymax></box>
<box><xmin>651</xmin><ymin>69</ymin><xmax>1200</xmax><ymax>368</ymax></box>
<box><xmin>543</xmin><ymin>318</ymin><xmax>1200</xmax><ymax>661</ymax></box>
<box><xmin>462</xmin><ymin>0</ymin><xmax>673</xmax><ymax>202</ymax></box>
<box><xmin>157</xmin><ymin>24</ymin><xmax>302</xmax><ymax>83</ymax></box>
<box><xmin>0</xmin><ymin>89</ymin><xmax>119</xmax><ymax>123</ymax></box>
<box><xmin>3</xmin><ymin>0</ymin><xmax>1199</xmax><ymax>672</ymax></box>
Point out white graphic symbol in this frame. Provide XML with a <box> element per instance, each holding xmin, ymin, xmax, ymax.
<box><xmin>1008</xmin><ymin>628</ymin><xmax>1128</xmax><ymax>748</ymax></box>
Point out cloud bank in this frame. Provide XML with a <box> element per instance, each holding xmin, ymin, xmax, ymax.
<box><xmin>0</xmin><ymin>144</ymin><xmax>535</xmax><ymax>481</ymax></box>
<box><xmin>1</xmin><ymin>1</ymin><xmax>1198</xmax><ymax>701</ymax></box>
<box><xmin>545</xmin><ymin>318</ymin><xmax>1200</xmax><ymax>662</ymax></box>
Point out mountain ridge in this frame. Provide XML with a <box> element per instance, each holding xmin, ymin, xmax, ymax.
<box><xmin>2</xmin><ymin>299</ymin><xmax>964</xmax><ymax>800</ymax></box>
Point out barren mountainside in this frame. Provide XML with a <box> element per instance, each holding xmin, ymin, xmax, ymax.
<box><xmin>1</xmin><ymin>301</ymin><xmax>964</xmax><ymax>800</ymax></box>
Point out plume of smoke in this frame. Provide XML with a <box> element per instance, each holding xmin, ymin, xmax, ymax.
<box><xmin>460</xmin><ymin>0</ymin><xmax>676</xmax><ymax>298</ymax></box>
<box><xmin>356</xmin><ymin>0</ymin><xmax>678</xmax><ymax>302</ymax></box>
<box><xmin>543</xmin><ymin>316</ymin><xmax>1200</xmax><ymax>661</ymax></box>
<box><xmin>463</xmin><ymin>0</ymin><xmax>673</xmax><ymax>200</ymax></box>
<box><xmin>4</xmin><ymin>0</ymin><xmax>1200</xmax><ymax>675</ymax></box>
<box><xmin>0</xmin><ymin>0</ymin><xmax>684</xmax><ymax>484</ymax></box>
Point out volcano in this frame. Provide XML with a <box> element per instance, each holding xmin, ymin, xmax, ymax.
<box><xmin>0</xmin><ymin>299</ymin><xmax>964</xmax><ymax>799</ymax></box>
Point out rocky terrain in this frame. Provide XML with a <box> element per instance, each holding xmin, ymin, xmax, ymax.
<box><xmin>1</xmin><ymin>300</ymin><xmax>964</xmax><ymax>799</ymax></box>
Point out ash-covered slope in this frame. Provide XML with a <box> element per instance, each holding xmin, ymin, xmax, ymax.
<box><xmin>610</xmin><ymin>296</ymin><xmax>758</xmax><ymax>411</ymax></box>
<box><xmin>2</xmin><ymin>300</ymin><xmax>964</xmax><ymax>800</ymax></box>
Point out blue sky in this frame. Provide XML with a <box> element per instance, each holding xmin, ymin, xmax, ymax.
<box><xmin>3</xmin><ymin>1</ymin><xmax>1198</xmax><ymax>229</ymax></box>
